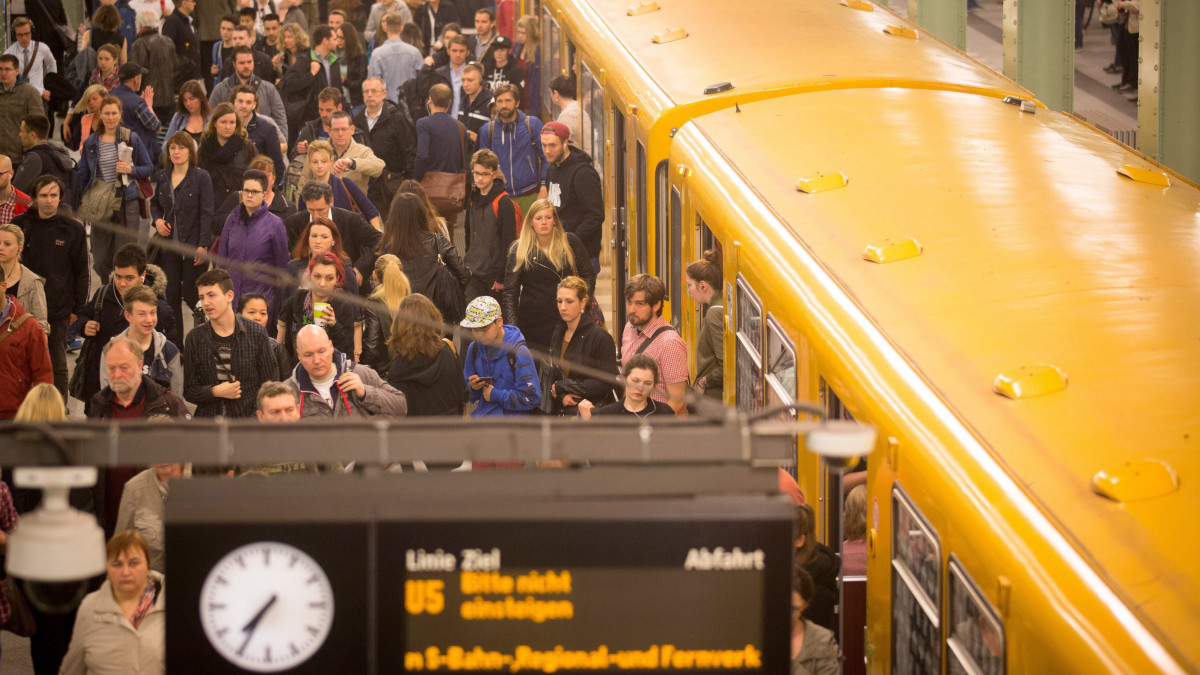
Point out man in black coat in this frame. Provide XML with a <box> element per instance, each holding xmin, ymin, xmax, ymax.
<box><xmin>162</xmin><ymin>0</ymin><xmax>203</xmax><ymax>85</ymax></box>
<box><xmin>222</xmin><ymin>25</ymin><xmax>278</xmax><ymax>83</ymax></box>
<box><xmin>287</xmin><ymin>181</ymin><xmax>381</xmax><ymax>291</ymax></box>
<box><xmin>232</xmin><ymin>84</ymin><xmax>287</xmax><ymax>181</ymax></box>
<box><xmin>277</xmin><ymin>24</ymin><xmax>341</xmax><ymax>145</ymax></box>
<box><xmin>13</xmin><ymin>175</ymin><xmax>88</xmax><ymax>401</ymax></box>
<box><xmin>353</xmin><ymin>77</ymin><xmax>416</xmax><ymax>216</ymax></box>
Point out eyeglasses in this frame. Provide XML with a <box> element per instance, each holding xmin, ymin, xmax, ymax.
<box><xmin>472</xmin><ymin>170</ymin><xmax>494</xmax><ymax>177</ymax></box>
<box><xmin>15</xmin><ymin>32</ymin><xmax>31</xmax><ymax>38</ymax></box>
<box><xmin>241</xmin><ymin>188</ymin><xmax>265</xmax><ymax>195</ymax></box>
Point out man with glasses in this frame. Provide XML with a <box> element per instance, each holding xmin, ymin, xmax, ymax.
<box><xmin>0</xmin><ymin>55</ymin><xmax>43</xmax><ymax>167</ymax></box>
<box><xmin>354</xmin><ymin>76</ymin><xmax>416</xmax><ymax>213</ymax></box>
<box><xmin>325</xmin><ymin>110</ymin><xmax>385</xmax><ymax>194</ymax></box>
<box><xmin>5</xmin><ymin>18</ymin><xmax>56</xmax><ymax>105</ymax></box>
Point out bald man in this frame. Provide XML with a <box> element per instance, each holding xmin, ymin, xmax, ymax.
<box><xmin>284</xmin><ymin>324</ymin><xmax>407</xmax><ymax>419</ymax></box>
<box><xmin>0</xmin><ymin>155</ymin><xmax>32</xmax><ymax>223</ymax></box>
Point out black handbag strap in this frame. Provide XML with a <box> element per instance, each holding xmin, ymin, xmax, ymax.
<box><xmin>634</xmin><ymin>326</ymin><xmax>676</xmax><ymax>355</ymax></box>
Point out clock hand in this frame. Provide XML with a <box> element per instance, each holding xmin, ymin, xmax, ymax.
<box><xmin>237</xmin><ymin>594</ymin><xmax>278</xmax><ymax>656</ymax></box>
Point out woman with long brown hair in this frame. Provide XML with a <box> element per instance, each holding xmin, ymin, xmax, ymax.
<box><xmin>377</xmin><ymin>193</ymin><xmax>468</xmax><ymax>323</ymax></box>
<box><xmin>686</xmin><ymin>249</ymin><xmax>724</xmax><ymax>399</ymax></box>
<box><xmin>501</xmin><ymin>199</ymin><xmax>595</xmax><ymax>357</ymax></box>
<box><xmin>386</xmin><ymin>293</ymin><xmax>464</xmax><ymax>416</ymax></box>
<box><xmin>164</xmin><ymin>80</ymin><xmax>213</xmax><ymax>147</ymax></box>
<box><xmin>286</xmin><ymin>215</ymin><xmax>360</xmax><ymax>296</ymax></box>
<box><xmin>198</xmin><ymin>102</ymin><xmax>257</xmax><ymax>206</ymax></box>
<box><xmin>81</xmin><ymin>6</ymin><xmax>128</xmax><ymax>64</ymax></box>
<box><xmin>335</xmin><ymin>23</ymin><xmax>368</xmax><ymax>109</ymax></box>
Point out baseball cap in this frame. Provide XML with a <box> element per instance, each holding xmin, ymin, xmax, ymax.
<box><xmin>541</xmin><ymin>121</ymin><xmax>570</xmax><ymax>141</ymax></box>
<box><xmin>492</xmin><ymin>35</ymin><xmax>512</xmax><ymax>50</ymax></box>
<box><xmin>461</xmin><ymin>296</ymin><xmax>502</xmax><ymax>329</ymax></box>
<box><xmin>118</xmin><ymin>62</ymin><xmax>149</xmax><ymax>80</ymax></box>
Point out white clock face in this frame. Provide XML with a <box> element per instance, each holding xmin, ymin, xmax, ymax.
<box><xmin>200</xmin><ymin>541</ymin><xmax>335</xmax><ymax>672</ymax></box>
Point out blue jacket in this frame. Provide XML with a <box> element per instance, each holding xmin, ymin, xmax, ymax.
<box><xmin>463</xmin><ymin>323</ymin><xmax>540</xmax><ymax>416</ymax></box>
<box><xmin>150</xmin><ymin>165</ymin><xmax>215</xmax><ymax>249</ymax></box>
<box><xmin>414</xmin><ymin>112</ymin><xmax>466</xmax><ymax>181</ymax></box>
<box><xmin>74</xmin><ymin>127</ymin><xmax>153</xmax><ymax>205</ymax></box>
<box><xmin>477</xmin><ymin>111</ymin><xmax>546</xmax><ymax>197</ymax></box>
<box><xmin>111</xmin><ymin>83</ymin><xmax>161</xmax><ymax>158</ymax></box>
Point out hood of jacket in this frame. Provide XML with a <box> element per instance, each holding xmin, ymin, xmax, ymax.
<box><xmin>143</xmin><ymin>263</ymin><xmax>168</xmax><ymax>296</ymax></box>
<box><xmin>32</xmin><ymin>140</ymin><xmax>74</xmax><ymax>171</ymax></box>
<box><xmin>290</xmin><ymin>348</ymin><xmax>353</xmax><ymax>394</ymax></box>
<box><xmin>556</xmin><ymin>145</ymin><xmax>595</xmax><ymax>174</ymax></box>
<box><xmin>479</xmin><ymin>324</ymin><xmax>527</xmax><ymax>362</ymax></box>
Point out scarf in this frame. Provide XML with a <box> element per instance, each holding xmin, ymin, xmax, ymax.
<box><xmin>129</xmin><ymin>577</ymin><xmax>159</xmax><ymax>629</ymax></box>
<box><xmin>198</xmin><ymin>133</ymin><xmax>244</xmax><ymax>167</ymax></box>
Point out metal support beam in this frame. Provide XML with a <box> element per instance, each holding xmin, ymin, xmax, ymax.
<box><xmin>1001</xmin><ymin>0</ymin><xmax>1075</xmax><ymax>112</ymax></box>
<box><xmin>1138</xmin><ymin>0</ymin><xmax>1200</xmax><ymax>183</ymax></box>
<box><xmin>908</xmin><ymin>0</ymin><xmax>966</xmax><ymax>50</ymax></box>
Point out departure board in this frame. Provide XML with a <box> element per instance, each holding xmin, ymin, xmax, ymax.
<box><xmin>379</xmin><ymin>519</ymin><xmax>791</xmax><ymax>673</ymax></box>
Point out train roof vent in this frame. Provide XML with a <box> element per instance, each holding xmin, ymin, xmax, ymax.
<box><xmin>1092</xmin><ymin>459</ymin><xmax>1179</xmax><ymax>502</ymax></box>
<box><xmin>884</xmin><ymin>25</ymin><xmax>919</xmax><ymax>39</ymax></box>
<box><xmin>841</xmin><ymin>0</ymin><xmax>875</xmax><ymax>10</ymax></box>
<box><xmin>652</xmin><ymin>27</ymin><xmax>688</xmax><ymax>44</ymax></box>
<box><xmin>992</xmin><ymin>364</ymin><xmax>1067</xmax><ymax>400</ymax></box>
<box><xmin>1117</xmin><ymin>165</ymin><xmax>1171</xmax><ymax>187</ymax></box>
<box><xmin>704</xmin><ymin>82</ymin><xmax>734</xmax><ymax>95</ymax></box>
<box><xmin>626</xmin><ymin>1</ymin><xmax>660</xmax><ymax>16</ymax></box>
<box><xmin>862</xmin><ymin>237</ymin><xmax>922</xmax><ymax>264</ymax></box>
<box><xmin>796</xmin><ymin>171</ymin><xmax>848</xmax><ymax>194</ymax></box>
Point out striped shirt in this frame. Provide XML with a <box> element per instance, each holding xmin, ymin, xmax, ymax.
<box><xmin>98</xmin><ymin>141</ymin><xmax>119</xmax><ymax>184</ymax></box>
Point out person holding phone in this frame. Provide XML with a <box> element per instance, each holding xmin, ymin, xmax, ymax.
<box><xmin>460</xmin><ymin>295</ymin><xmax>540</xmax><ymax>417</ymax></box>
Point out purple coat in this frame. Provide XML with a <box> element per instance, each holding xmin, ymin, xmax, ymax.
<box><xmin>216</xmin><ymin>202</ymin><xmax>290</xmax><ymax>324</ymax></box>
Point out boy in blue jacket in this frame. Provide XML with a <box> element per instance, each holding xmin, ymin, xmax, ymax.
<box><xmin>461</xmin><ymin>296</ymin><xmax>540</xmax><ymax>416</ymax></box>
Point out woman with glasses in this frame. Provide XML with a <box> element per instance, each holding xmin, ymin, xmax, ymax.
<box><xmin>215</xmin><ymin>169</ymin><xmax>290</xmax><ymax>326</ymax></box>
<box><xmin>577</xmin><ymin>354</ymin><xmax>667</xmax><ymax>420</ymax></box>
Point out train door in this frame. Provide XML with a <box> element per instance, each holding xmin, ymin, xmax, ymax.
<box><xmin>610</xmin><ymin>103</ymin><xmax>627</xmax><ymax>331</ymax></box>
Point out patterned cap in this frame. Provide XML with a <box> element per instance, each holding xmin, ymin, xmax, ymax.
<box><xmin>460</xmin><ymin>296</ymin><xmax>502</xmax><ymax>328</ymax></box>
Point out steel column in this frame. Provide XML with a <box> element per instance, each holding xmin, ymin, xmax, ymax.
<box><xmin>908</xmin><ymin>0</ymin><xmax>966</xmax><ymax>50</ymax></box>
<box><xmin>1138</xmin><ymin>0</ymin><xmax>1200</xmax><ymax>183</ymax></box>
<box><xmin>1002</xmin><ymin>0</ymin><xmax>1075</xmax><ymax>112</ymax></box>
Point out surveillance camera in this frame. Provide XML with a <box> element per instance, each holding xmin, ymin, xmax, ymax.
<box><xmin>806</xmin><ymin>421</ymin><xmax>877</xmax><ymax>472</ymax></box>
<box><xmin>7</xmin><ymin>468</ymin><xmax>106</xmax><ymax>614</ymax></box>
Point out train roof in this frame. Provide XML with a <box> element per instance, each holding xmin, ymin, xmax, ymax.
<box><xmin>567</xmin><ymin>0</ymin><xmax>1032</xmax><ymax>116</ymax></box>
<box><xmin>682</xmin><ymin>89</ymin><xmax>1200</xmax><ymax>664</ymax></box>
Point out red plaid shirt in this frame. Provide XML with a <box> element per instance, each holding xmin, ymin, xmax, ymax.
<box><xmin>621</xmin><ymin>315</ymin><xmax>689</xmax><ymax>403</ymax></box>
<box><xmin>0</xmin><ymin>482</ymin><xmax>19</xmax><ymax>625</ymax></box>
<box><xmin>0</xmin><ymin>188</ymin><xmax>31</xmax><ymax>225</ymax></box>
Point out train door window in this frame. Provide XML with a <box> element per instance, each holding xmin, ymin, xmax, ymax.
<box><xmin>948</xmin><ymin>557</ymin><xmax>1005</xmax><ymax>675</ymax></box>
<box><xmin>636</xmin><ymin>141</ymin><xmax>647</xmax><ymax>274</ymax></box>
<box><xmin>735</xmin><ymin>276</ymin><xmax>763</xmax><ymax>412</ymax></box>
<box><xmin>585</xmin><ymin>66</ymin><xmax>605</xmax><ymax>176</ymax></box>
<box><xmin>542</xmin><ymin>9</ymin><xmax>561</xmax><ymax>118</ymax></box>
<box><xmin>611</xmin><ymin>105</ymin><xmax>627</xmax><ymax>330</ymax></box>
<box><xmin>765</xmin><ymin>317</ymin><xmax>796</xmax><ymax>407</ymax></box>
<box><xmin>654</xmin><ymin>161</ymin><xmax>668</xmax><ymax>279</ymax></box>
<box><xmin>694</xmin><ymin>216</ymin><xmax>720</xmax><ymax>329</ymax></box>
<box><xmin>892</xmin><ymin>485</ymin><xmax>942</xmax><ymax>675</ymax></box>
<box><xmin>669</xmin><ymin>187</ymin><xmax>682</xmax><ymax>328</ymax></box>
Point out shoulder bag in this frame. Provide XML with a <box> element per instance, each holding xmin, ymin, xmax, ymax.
<box><xmin>427</xmin><ymin>237</ymin><xmax>467</xmax><ymax>325</ymax></box>
<box><xmin>420</xmin><ymin>122</ymin><xmax>468</xmax><ymax>216</ymax></box>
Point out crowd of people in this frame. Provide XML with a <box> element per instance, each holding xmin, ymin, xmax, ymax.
<box><xmin>0</xmin><ymin>1</ymin><xmax>858</xmax><ymax>673</ymax></box>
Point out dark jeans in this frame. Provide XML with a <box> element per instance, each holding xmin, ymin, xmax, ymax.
<box><xmin>465</xmin><ymin>275</ymin><xmax>499</xmax><ymax>305</ymax></box>
<box><xmin>91</xmin><ymin>198</ymin><xmax>141</xmax><ymax>282</ymax></box>
<box><xmin>154</xmin><ymin>246</ymin><xmax>206</xmax><ymax>324</ymax></box>
<box><xmin>1119</xmin><ymin>26</ymin><xmax>1139</xmax><ymax>86</ymax></box>
<box><xmin>1075</xmin><ymin>0</ymin><xmax>1087</xmax><ymax>47</ymax></box>
<box><xmin>47</xmin><ymin>316</ymin><xmax>70</xmax><ymax>402</ymax></box>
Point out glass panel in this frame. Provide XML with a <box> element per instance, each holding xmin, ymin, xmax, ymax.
<box><xmin>765</xmin><ymin>316</ymin><xmax>796</xmax><ymax>402</ymax></box>
<box><xmin>892</xmin><ymin>484</ymin><xmax>942</xmax><ymax>675</ymax></box>
<box><xmin>736</xmin><ymin>277</ymin><xmax>762</xmax><ymax>359</ymax></box>
<box><xmin>948</xmin><ymin>558</ymin><xmax>1005</xmax><ymax>675</ymax></box>
<box><xmin>587</xmin><ymin>68</ymin><xmax>605</xmax><ymax>176</ymax></box>
<box><xmin>655</xmin><ymin>161</ymin><xmax>668</xmax><ymax>279</ymax></box>
<box><xmin>736</xmin><ymin>337</ymin><xmax>764</xmax><ymax>413</ymax></box>
<box><xmin>636</xmin><ymin>142</ymin><xmax>647</xmax><ymax>274</ymax></box>
<box><xmin>669</xmin><ymin>188</ymin><xmax>682</xmax><ymax>329</ymax></box>
<box><xmin>545</xmin><ymin>11</ymin><xmax>561</xmax><ymax>118</ymax></box>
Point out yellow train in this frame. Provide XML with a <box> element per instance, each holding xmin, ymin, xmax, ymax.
<box><xmin>529</xmin><ymin>0</ymin><xmax>1200</xmax><ymax>671</ymax></box>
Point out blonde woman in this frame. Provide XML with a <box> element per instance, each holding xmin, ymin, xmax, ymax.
<box><xmin>0</xmin><ymin>224</ymin><xmax>49</xmax><ymax>335</ymax></box>
<box><xmin>273</xmin><ymin>22</ymin><xmax>311</xmax><ymax>80</ymax></box>
<box><xmin>298</xmin><ymin>141</ymin><xmax>382</xmax><ymax>229</ymax></box>
<box><xmin>14</xmin><ymin>382</ymin><xmax>67</xmax><ymax>421</ymax></box>
<box><xmin>63</xmin><ymin>84</ymin><xmax>109</xmax><ymax>149</ymax></box>
<box><xmin>501</xmin><ymin>199</ymin><xmax>595</xmax><ymax>356</ymax></box>
<box><xmin>361</xmin><ymin>254</ymin><xmax>410</xmax><ymax>374</ymax></box>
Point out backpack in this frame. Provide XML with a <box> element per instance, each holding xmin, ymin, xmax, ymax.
<box><xmin>468</xmin><ymin>339</ymin><xmax>527</xmax><ymax>380</ymax></box>
<box><xmin>491</xmin><ymin>192</ymin><xmax>524</xmax><ymax>237</ymax></box>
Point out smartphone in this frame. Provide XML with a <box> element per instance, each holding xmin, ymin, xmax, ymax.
<box><xmin>477</xmin><ymin>377</ymin><xmax>495</xmax><ymax>385</ymax></box>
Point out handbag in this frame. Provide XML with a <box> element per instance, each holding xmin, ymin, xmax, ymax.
<box><xmin>429</xmin><ymin>253</ymin><xmax>467</xmax><ymax>325</ymax></box>
<box><xmin>135</xmin><ymin>176</ymin><xmax>154</xmax><ymax>219</ymax></box>
<box><xmin>77</xmin><ymin>178</ymin><xmax>121</xmax><ymax>224</ymax></box>
<box><xmin>1099</xmin><ymin>1</ymin><xmax>1119</xmax><ymax>25</ymax></box>
<box><xmin>68</xmin><ymin>286</ymin><xmax>106</xmax><ymax>402</ymax></box>
<box><xmin>1</xmin><ymin>576</ymin><xmax>37</xmax><ymax>638</ymax></box>
<box><xmin>420</xmin><ymin>123</ymin><xmax>468</xmax><ymax>216</ymax></box>
<box><xmin>337</xmin><ymin>176</ymin><xmax>365</xmax><ymax>217</ymax></box>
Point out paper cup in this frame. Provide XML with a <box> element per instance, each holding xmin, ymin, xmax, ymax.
<box><xmin>313</xmin><ymin>302</ymin><xmax>332</xmax><ymax>327</ymax></box>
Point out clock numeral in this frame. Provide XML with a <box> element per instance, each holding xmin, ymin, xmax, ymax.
<box><xmin>208</xmin><ymin>603</ymin><xmax>227</xmax><ymax>611</ymax></box>
<box><xmin>308</xmin><ymin>601</ymin><xmax>328</xmax><ymax>609</ymax></box>
<box><xmin>289</xmin><ymin>554</ymin><xmax>299</xmax><ymax>568</ymax></box>
<box><xmin>235</xmin><ymin>555</ymin><xmax>246</xmax><ymax>568</ymax></box>
<box><xmin>265</xmin><ymin>645</ymin><xmax>271</xmax><ymax>663</ymax></box>
<box><xmin>306</xmin><ymin>625</ymin><xmax>320</xmax><ymax>636</ymax></box>
<box><xmin>215</xmin><ymin>575</ymin><xmax>229</xmax><ymax>585</ymax></box>
<box><xmin>306</xmin><ymin>573</ymin><xmax>319</xmax><ymax>585</ymax></box>
<box><xmin>263</xmin><ymin>548</ymin><xmax>271</xmax><ymax>565</ymax></box>
<box><xmin>290</xmin><ymin>642</ymin><xmax>300</xmax><ymax>656</ymax></box>
<box><xmin>215</xmin><ymin>627</ymin><xmax>229</xmax><ymax>638</ymax></box>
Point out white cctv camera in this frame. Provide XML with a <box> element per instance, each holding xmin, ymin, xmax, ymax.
<box><xmin>6</xmin><ymin>467</ymin><xmax>107</xmax><ymax>614</ymax></box>
<box><xmin>806</xmin><ymin>421</ymin><xmax>877</xmax><ymax>471</ymax></box>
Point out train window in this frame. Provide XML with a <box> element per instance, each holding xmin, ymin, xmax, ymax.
<box><xmin>948</xmin><ymin>557</ymin><xmax>1005</xmax><ymax>675</ymax></box>
<box><xmin>655</xmin><ymin>161</ymin><xmax>668</xmax><ymax>279</ymax></box>
<box><xmin>669</xmin><ymin>187</ymin><xmax>682</xmax><ymax>328</ymax></box>
<box><xmin>765</xmin><ymin>316</ymin><xmax>796</xmax><ymax>406</ymax></box>
<box><xmin>636</xmin><ymin>142</ymin><xmax>647</xmax><ymax>274</ymax></box>
<box><xmin>543</xmin><ymin>9</ymin><xmax>561</xmax><ymax>118</ymax></box>
<box><xmin>735</xmin><ymin>276</ymin><xmax>763</xmax><ymax>412</ymax></box>
<box><xmin>585</xmin><ymin>66</ymin><xmax>605</xmax><ymax>176</ymax></box>
<box><xmin>892</xmin><ymin>485</ymin><xmax>942</xmax><ymax>675</ymax></box>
